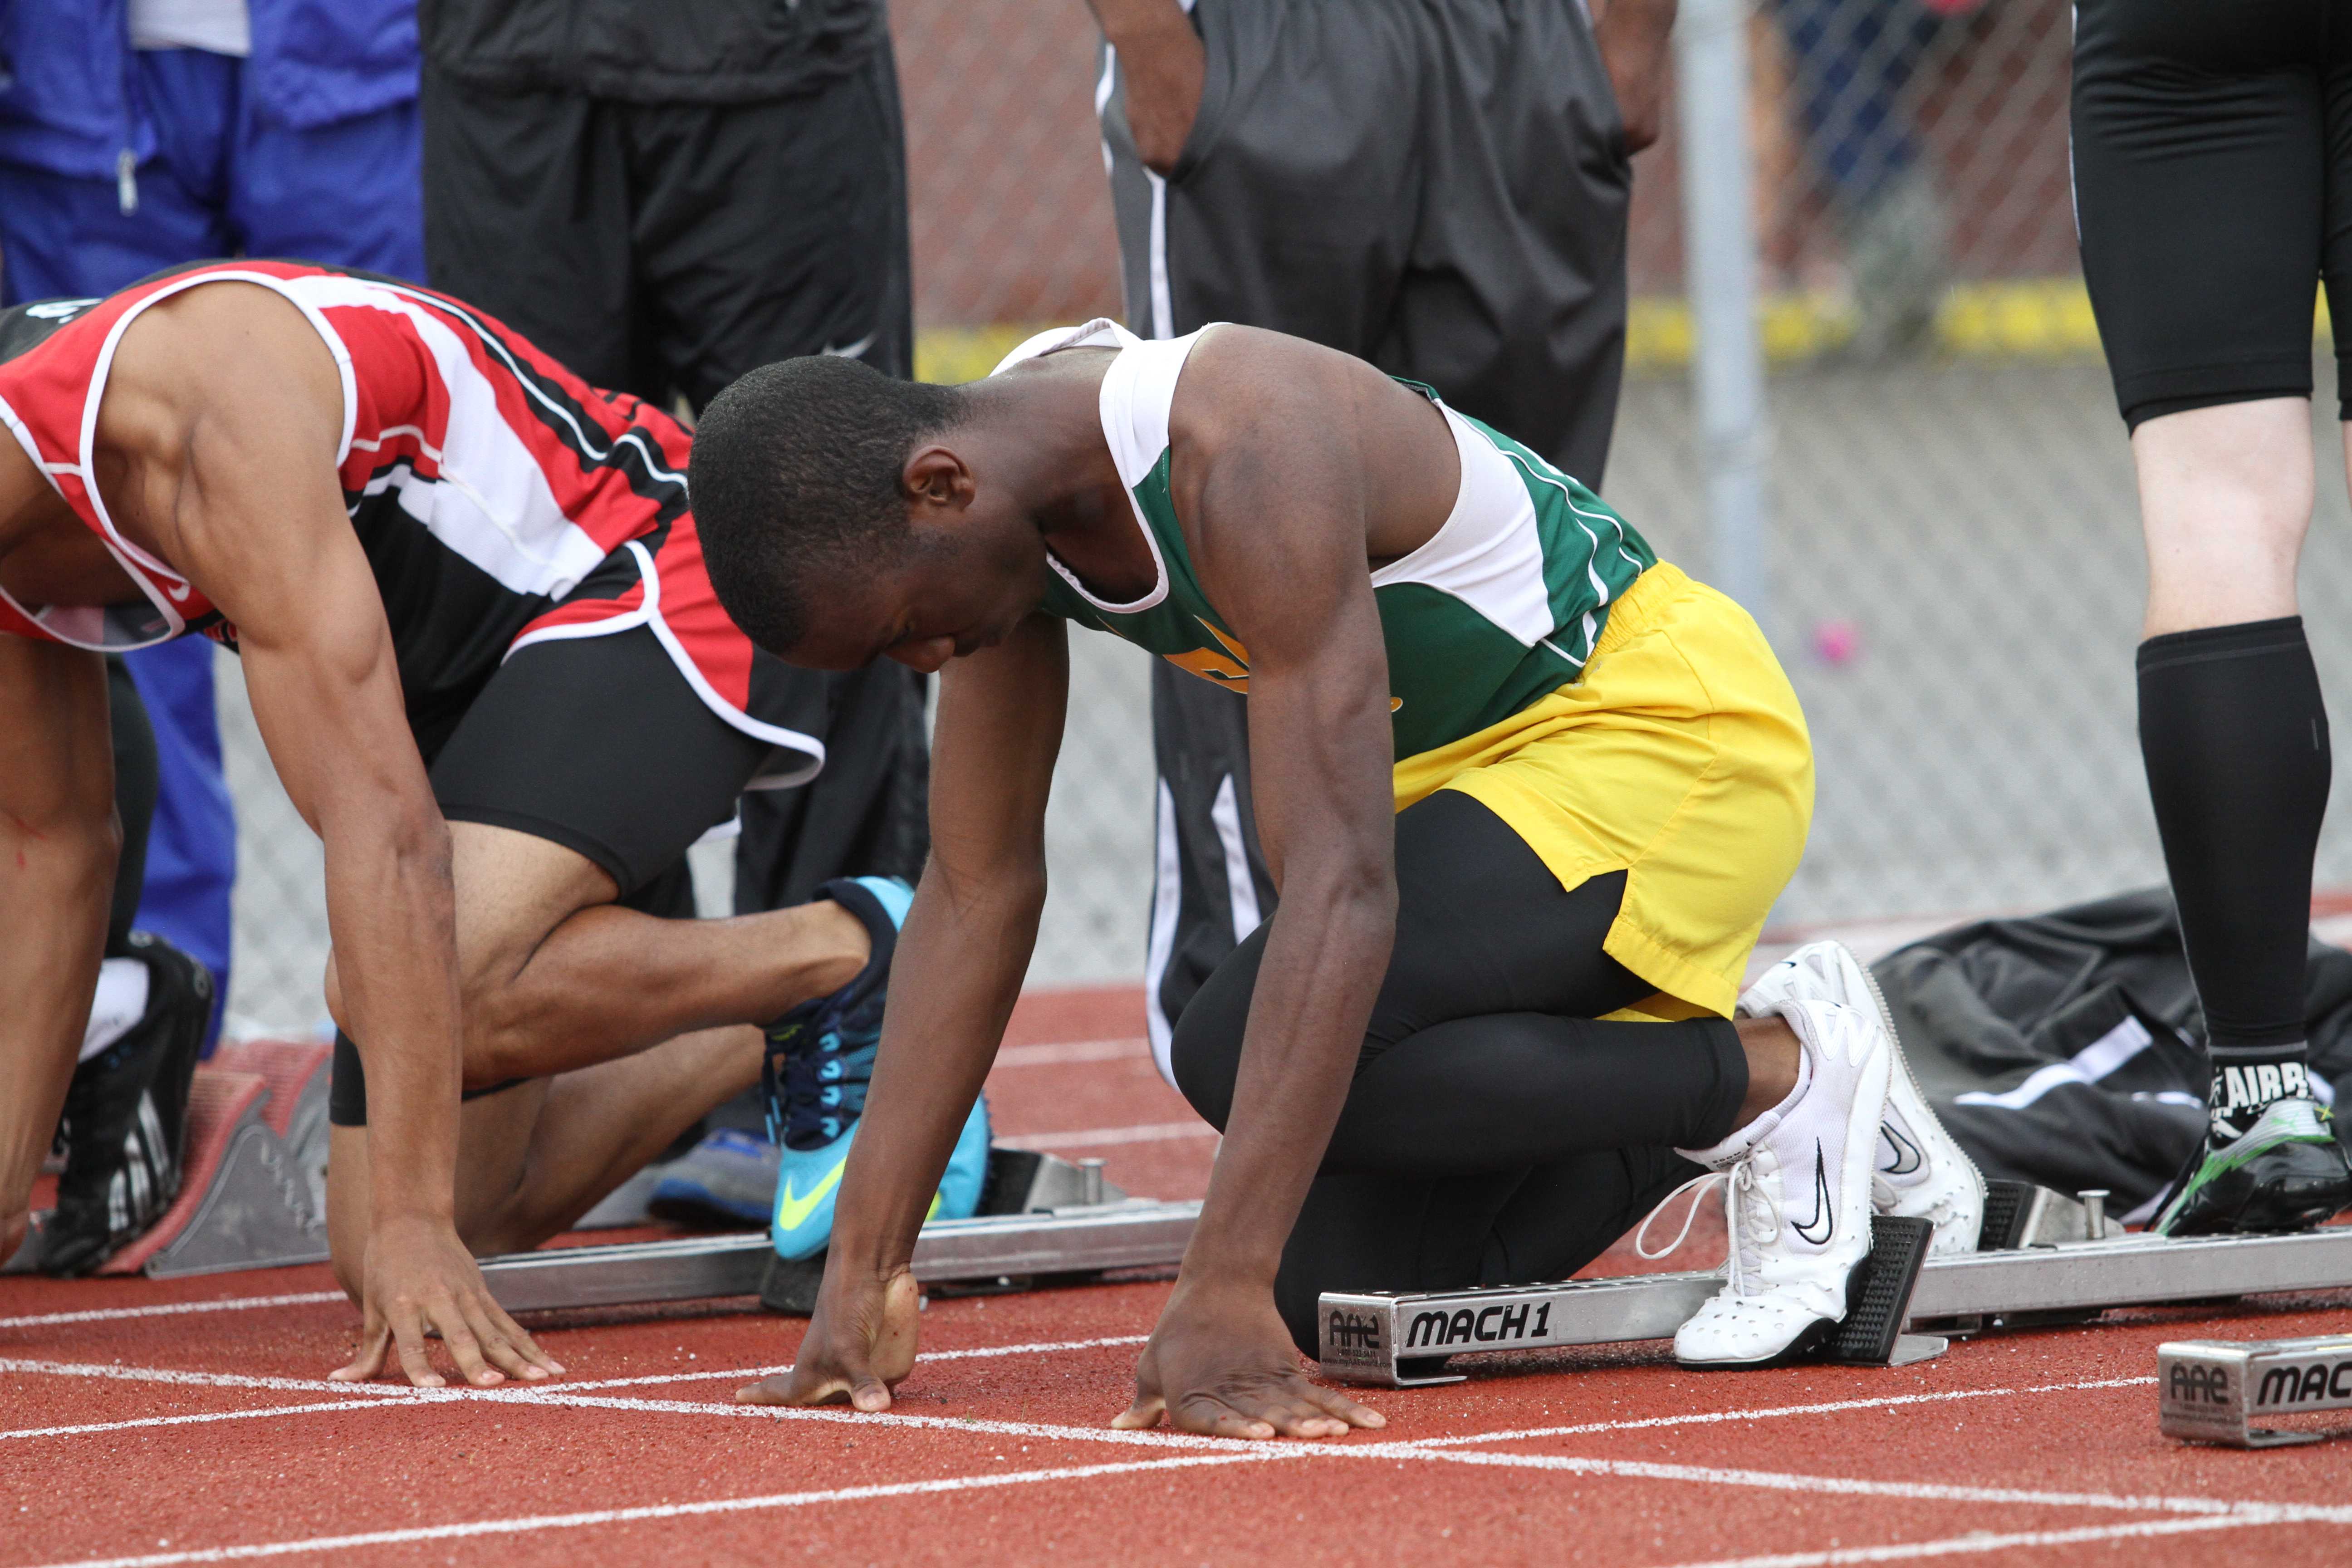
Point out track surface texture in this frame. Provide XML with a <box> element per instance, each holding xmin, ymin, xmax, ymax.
<box><xmin>7</xmin><ymin>970</ymin><xmax>2352</xmax><ymax>1568</ymax></box>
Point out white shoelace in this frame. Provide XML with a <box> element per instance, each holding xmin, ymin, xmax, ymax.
<box><xmin>1633</xmin><ymin>1162</ymin><xmax>1780</xmax><ymax>1298</ymax></box>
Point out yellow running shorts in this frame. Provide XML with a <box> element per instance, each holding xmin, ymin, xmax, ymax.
<box><xmin>1391</xmin><ymin>560</ymin><xmax>1814</xmax><ymax>1022</ymax></box>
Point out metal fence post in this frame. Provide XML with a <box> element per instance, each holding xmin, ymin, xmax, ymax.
<box><xmin>1675</xmin><ymin>0</ymin><xmax>1771</xmax><ymax>628</ymax></box>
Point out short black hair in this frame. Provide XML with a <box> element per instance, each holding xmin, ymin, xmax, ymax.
<box><xmin>691</xmin><ymin>355</ymin><xmax>966</xmax><ymax>653</ymax></box>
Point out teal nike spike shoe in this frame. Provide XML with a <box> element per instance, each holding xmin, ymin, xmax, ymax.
<box><xmin>764</xmin><ymin>877</ymin><xmax>992</xmax><ymax>1260</ymax></box>
<box><xmin>769</xmin><ymin>1081</ymin><xmax>992</xmax><ymax>1260</ymax></box>
<box><xmin>2153</xmin><ymin>1096</ymin><xmax>2352</xmax><ymax>1236</ymax></box>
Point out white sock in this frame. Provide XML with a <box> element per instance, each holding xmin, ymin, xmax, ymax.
<box><xmin>79</xmin><ymin>957</ymin><xmax>150</xmax><ymax>1063</ymax></box>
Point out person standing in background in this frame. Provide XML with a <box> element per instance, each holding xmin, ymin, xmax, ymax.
<box><xmin>1770</xmin><ymin>0</ymin><xmax>1971</xmax><ymax>359</ymax></box>
<box><xmin>0</xmin><ymin>0</ymin><xmax>424</xmax><ymax>1269</ymax></box>
<box><xmin>1088</xmin><ymin>0</ymin><xmax>1678</xmax><ymax>1073</ymax></box>
<box><xmin>0</xmin><ymin>0</ymin><xmax>426</xmax><ymax>1048</ymax></box>
<box><xmin>415</xmin><ymin>0</ymin><xmax>930</xmax><ymax>1221</ymax></box>
<box><xmin>2070</xmin><ymin>0</ymin><xmax>2352</xmax><ymax>1234</ymax></box>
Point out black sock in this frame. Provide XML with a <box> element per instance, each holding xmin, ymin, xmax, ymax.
<box><xmin>2137</xmin><ymin>617</ymin><xmax>2330</xmax><ymax>1141</ymax></box>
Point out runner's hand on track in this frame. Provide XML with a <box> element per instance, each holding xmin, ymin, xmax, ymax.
<box><xmin>329</xmin><ymin>1215</ymin><xmax>563</xmax><ymax>1387</ymax></box>
<box><xmin>739</xmin><ymin>1266</ymin><xmax>922</xmax><ymax>1411</ymax></box>
<box><xmin>1114</xmin><ymin>1278</ymin><xmax>1384</xmax><ymax>1440</ymax></box>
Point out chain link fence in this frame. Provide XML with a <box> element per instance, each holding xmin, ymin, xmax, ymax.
<box><xmin>220</xmin><ymin>0</ymin><xmax>2352</xmax><ymax>1032</ymax></box>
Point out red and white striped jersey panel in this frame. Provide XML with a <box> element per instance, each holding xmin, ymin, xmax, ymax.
<box><xmin>314</xmin><ymin>268</ymin><xmax>689</xmax><ymax>601</ymax></box>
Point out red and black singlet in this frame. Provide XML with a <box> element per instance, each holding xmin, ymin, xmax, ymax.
<box><xmin>0</xmin><ymin>261</ymin><xmax>820</xmax><ymax>782</ymax></box>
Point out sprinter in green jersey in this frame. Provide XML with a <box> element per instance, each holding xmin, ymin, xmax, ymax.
<box><xmin>687</xmin><ymin>320</ymin><xmax>1970</xmax><ymax>1437</ymax></box>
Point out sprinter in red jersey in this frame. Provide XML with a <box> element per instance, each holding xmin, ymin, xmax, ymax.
<box><xmin>0</xmin><ymin>263</ymin><xmax>911</xmax><ymax>1385</ymax></box>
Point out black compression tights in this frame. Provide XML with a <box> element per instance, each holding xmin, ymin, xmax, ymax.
<box><xmin>1167</xmin><ymin>789</ymin><xmax>1749</xmax><ymax>1355</ymax></box>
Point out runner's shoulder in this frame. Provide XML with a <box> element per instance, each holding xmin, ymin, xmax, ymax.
<box><xmin>105</xmin><ymin>284</ymin><xmax>338</xmax><ymax>445</ymax></box>
<box><xmin>1172</xmin><ymin>326</ymin><xmax>1377</xmax><ymax>453</ymax></box>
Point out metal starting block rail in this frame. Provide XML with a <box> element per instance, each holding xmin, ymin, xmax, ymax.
<box><xmin>1318</xmin><ymin>1182</ymin><xmax>2352</xmax><ymax>1388</ymax></box>
<box><xmin>479</xmin><ymin>1150</ymin><xmax>1199</xmax><ymax>1315</ymax></box>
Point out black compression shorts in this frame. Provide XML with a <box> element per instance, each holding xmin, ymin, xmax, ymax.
<box><xmin>2073</xmin><ymin>0</ymin><xmax>2352</xmax><ymax>429</ymax></box>
<box><xmin>327</xmin><ymin>625</ymin><xmax>770</xmax><ymax>1127</ymax></box>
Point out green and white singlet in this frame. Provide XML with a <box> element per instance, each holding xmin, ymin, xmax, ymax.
<box><xmin>990</xmin><ymin>320</ymin><xmax>1655</xmax><ymax>762</ymax></box>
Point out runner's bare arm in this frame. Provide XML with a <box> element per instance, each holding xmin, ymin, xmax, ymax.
<box><xmin>0</xmin><ymin>637</ymin><xmax>115</xmax><ymax>1264</ymax></box>
<box><xmin>1113</xmin><ymin>336</ymin><xmax>1400</xmax><ymax>1440</ymax></box>
<box><xmin>100</xmin><ymin>289</ymin><xmax>559</xmax><ymax>1387</ymax></box>
<box><xmin>741</xmin><ymin>612</ymin><xmax>1070</xmax><ymax>1411</ymax></box>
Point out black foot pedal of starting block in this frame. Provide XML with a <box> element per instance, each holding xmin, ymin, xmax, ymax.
<box><xmin>760</xmin><ymin>1249</ymin><xmax>826</xmax><ymax>1317</ymax></box>
<box><xmin>1980</xmin><ymin>1179</ymin><xmax>2035</xmax><ymax>1251</ymax></box>
<box><xmin>1804</xmin><ymin>1214</ymin><xmax>1944</xmax><ymax>1367</ymax></box>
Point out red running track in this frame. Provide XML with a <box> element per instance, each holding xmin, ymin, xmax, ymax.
<box><xmin>5</xmin><ymin>983</ymin><xmax>2351</xmax><ymax>1568</ymax></box>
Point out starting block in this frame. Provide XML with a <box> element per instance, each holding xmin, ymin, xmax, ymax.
<box><xmin>477</xmin><ymin>1149</ymin><xmax>1198</xmax><ymax>1315</ymax></box>
<box><xmin>1317</xmin><ymin>1181</ymin><xmax>2352</xmax><ymax>1388</ymax></box>
<box><xmin>2159</xmin><ymin>1332</ymin><xmax>2352</xmax><ymax>1448</ymax></box>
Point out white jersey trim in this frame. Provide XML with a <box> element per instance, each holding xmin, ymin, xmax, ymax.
<box><xmin>0</xmin><ymin>392</ymin><xmax>151</xmax><ymax>651</ymax></box>
<box><xmin>503</xmin><ymin>540</ymin><xmax>827</xmax><ymax>791</ymax></box>
<box><xmin>989</xmin><ymin>317</ymin><xmax>1210</xmax><ymax>617</ymax></box>
<box><xmin>41</xmin><ymin>269</ymin><xmax>363</xmax><ymax>651</ymax></box>
<box><xmin>1369</xmin><ymin>407</ymin><xmax>1557</xmax><ymax>649</ymax></box>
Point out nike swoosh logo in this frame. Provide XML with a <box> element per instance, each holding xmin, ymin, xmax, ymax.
<box><xmin>1879</xmin><ymin>1121</ymin><xmax>1923</xmax><ymax>1177</ymax></box>
<box><xmin>821</xmin><ymin>330</ymin><xmax>877</xmax><ymax>361</ymax></box>
<box><xmin>774</xmin><ymin>1160</ymin><xmax>846</xmax><ymax>1230</ymax></box>
<box><xmin>164</xmin><ymin>579</ymin><xmax>192</xmax><ymax>603</ymax></box>
<box><xmin>1791</xmin><ymin>1142</ymin><xmax>1836</xmax><ymax>1245</ymax></box>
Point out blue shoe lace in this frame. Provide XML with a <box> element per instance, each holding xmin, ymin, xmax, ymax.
<box><xmin>763</xmin><ymin>991</ymin><xmax>887</xmax><ymax>1153</ymax></box>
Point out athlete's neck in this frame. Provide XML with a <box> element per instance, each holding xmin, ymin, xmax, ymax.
<box><xmin>963</xmin><ymin>358</ymin><xmax>1156</xmax><ymax>602</ymax></box>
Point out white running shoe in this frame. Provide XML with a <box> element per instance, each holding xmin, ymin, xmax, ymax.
<box><xmin>1740</xmin><ymin>941</ymin><xmax>1986</xmax><ymax>1256</ymax></box>
<box><xmin>1668</xmin><ymin>997</ymin><xmax>1891</xmax><ymax>1367</ymax></box>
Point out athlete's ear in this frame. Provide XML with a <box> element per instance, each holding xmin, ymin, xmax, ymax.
<box><xmin>902</xmin><ymin>444</ymin><xmax>975</xmax><ymax>515</ymax></box>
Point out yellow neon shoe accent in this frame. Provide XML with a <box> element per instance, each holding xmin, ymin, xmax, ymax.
<box><xmin>773</xmin><ymin>1161</ymin><xmax>845</xmax><ymax>1231</ymax></box>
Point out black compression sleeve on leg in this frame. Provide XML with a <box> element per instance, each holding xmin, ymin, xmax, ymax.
<box><xmin>2137</xmin><ymin>617</ymin><xmax>2329</xmax><ymax>1073</ymax></box>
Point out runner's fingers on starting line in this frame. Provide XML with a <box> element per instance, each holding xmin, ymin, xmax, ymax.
<box><xmin>461</xmin><ymin>1291</ymin><xmax>564</xmax><ymax>1381</ymax></box>
<box><xmin>328</xmin><ymin>1306</ymin><xmax>398</xmax><ymax>1385</ymax></box>
<box><xmin>1120</xmin><ymin>1374</ymin><xmax>1382</xmax><ymax>1440</ymax></box>
<box><xmin>391</xmin><ymin>1302</ymin><xmax>450</xmax><ymax>1387</ymax></box>
<box><xmin>736</xmin><ymin>1366</ymin><xmax>895</xmax><ymax>1411</ymax></box>
<box><xmin>1298</xmin><ymin>1377</ymin><xmax>1384</xmax><ymax>1431</ymax></box>
<box><xmin>1179</xmin><ymin>1389</ymin><xmax>1337</xmax><ymax>1441</ymax></box>
<box><xmin>432</xmin><ymin>1288</ymin><xmax>561</xmax><ymax>1385</ymax></box>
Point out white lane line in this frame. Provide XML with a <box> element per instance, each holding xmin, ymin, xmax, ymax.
<box><xmin>993</xmin><ymin>1038</ymin><xmax>1149</xmax><ymax>1068</ymax></box>
<box><xmin>3</xmin><ymin>1399</ymin><xmax>443</xmax><ymax>1442</ymax></box>
<box><xmin>0</xmin><ymin>1336</ymin><xmax>1155</xmax><ymax>1441</ymax></box>
<box><xmin>21</xmin><ymin>1357</ymin><xmax>2342</xmax><ymax>1526</ymax></box>
<box><xmin>549</xmin><ymin>1334</ymin><xmax>1150</xmax><ymax>1394</ymax></box>
<box><xmin>0</xmin><ymin>1359</ymin><xmax>412</xmax><ymax>1397</ymax></box>
<box><xmin>996</xmin><ymin>1121</ymin><xmax>1215</xmax><ymax>1151</ymax></box>
<box><xmin>1364</xmin><ymin>1446</ymin><xmax>2352</xmax><ymax>1524</ymax></box>
<box><xmin>15</xmin><ymin>1452</ymin><xmax>1283</xmax><ymax>1568</ymax></box>
<box><xmin>1410</xmin><ymin>1375</ymin><xmax>2162</xmax><ymax>1447</ymax></box>
<box><xmin>0</xmin><ymin>1291</ymin><xmax>343</xmax><ymax>1330</ymax></box>
<box><xmin>16</xmin><ymin>1359</ymin><xmax>2352</xmax><ymax>1562</ymax></box>
<box><xmin>1659</xmin><ymin>1514</ymin><xmax>2284</xmax><ymax>1567</ymax></box>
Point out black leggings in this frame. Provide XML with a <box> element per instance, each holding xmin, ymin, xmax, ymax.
<box><xmin>1168</xmin><ymin>789</ymin><xmax>1748</xmax><ymax>1355</ymax></box>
